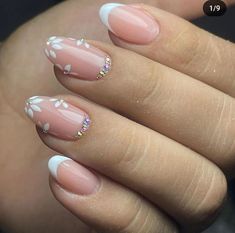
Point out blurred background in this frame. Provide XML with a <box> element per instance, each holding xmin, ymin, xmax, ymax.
<box><xmin>0</xmin><ymin>0</ymin><xmax>235</xmax><ymax>232</ymax></box>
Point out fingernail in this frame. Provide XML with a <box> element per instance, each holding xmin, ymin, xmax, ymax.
<box><xmin>48</xmin><ymin>155</ymin><xmax>100</xmax><ymax>195</ymax></box>
<box><xmin>45</xmin><ymin>36</ymin><xmax>111</xmax><ymax>80</ymax></box>
<box><xmin>99</xmin><ymin>3</ymin><xmax>159</xmax><ymax>45</ymax></box>
<box><xmin>24</xmin><ymin>96</ymin><xmax>90</xmax><ymax>140</ymax></box>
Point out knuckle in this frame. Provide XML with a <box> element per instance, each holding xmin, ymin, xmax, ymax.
<box><xmin>97</xmin><ymin>194</ymin><xmax>144</xmax><ymax>233</ymax></box>
<box><xmin>191</xmin><ymin>168</ymin><xmax>227</xmax><ymax>223</ymax></box>
<box><xmin>114</xmin><ymin>129</ymin><xmax>153</xmax><ymax>176</ymax></box>
<box><xmin>116</xmin><ymin>198</ymin><xmax>173</xmax><ymax>233</ymax></box>
<box><xmin>207</xmin><ymin>96</ymin><xmax>235</xmax><ymax>172</ymax></box>
<box><xmin>112</xmin><ymin>126</ymin><xmax>140</xmax><ymax>167</ymax></box>
<box><xmin>207</xmin><ymin>95</ymin><xmax>229</xmax><ymax>154</ymax></box>
<box><xmin>139</xmin><ymin>63</ymin><xmax>164</xmax><ymax>106</ymax></box>
<box><xmin>197</xmin><ymin>35</ymin><xmax>222</xmax><ymax>79</ymax></box>
<box><xmin>166</xmin><ymin>24</ymin><xmax>200</xmax><ymax>69</ymax></box>
<box><xmin>115</xmin><ymin>197</ymin><xmax>144</xmax><ymax>233</ymax></box>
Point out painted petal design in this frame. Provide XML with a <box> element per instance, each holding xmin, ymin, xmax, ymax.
<box><xmin>30</xmin><ymin>105</ymin><xmax>42</xmax><ymax>112</ymax></box>
<box><xmin>27</xmin><ymin>109</ymin><xmax>34</xmax><ymax>118</ymax></box>
<box><xmin>54</xmin><ymin>101</ymin><xmax>61</xmax><ymax>108</ymax></box>
<box><xmin>64</xmin><ymin>64</ymin><xmax>72</xmax><ymax>74</ymax></box>
<box><xmin>30</xmin><ymin>98</ymin><xmax>43</xmax><ymax>104</ymax></box>
<box><xmin>49</xmin><ymin>98</ymin><xmax>58</xmax><ymax>102</ymax></box>
<box><xmin>52</xmin><ymin>44</ymin><xmax>63</xmax><ymax>50</ymax></box>
<box><xmin>49</xmin><ymin>36</ymin><xmax>57</xmax><ymax>41</ymax></box>
<box><xmin>49</xmin><ymin>50</ymin><xmax>56</xmax><ymax>58</ymax></box>
<box><xmin>85</xmin><ymin>43</ymin><xmax>90</xmax><ymax>48</ymax></box>
<box><xmin>43</xmin><ymin>123</ymin><xmax>50</xmax><ymax>132</ymax></box>
<box><xmin>76</xmin><ymin>40</ymin><xmax>83</xmax><ymax>46</ymax></box>
<box><xmin>29</xmin><ymin>96</ymin><xmax>39</xmax><ymax>100</ymax></box>
<box><xmin>47</xmin><ymin>36</ymin><xmax>57</xmax><ymax>45</ymax></box>
<box><xmin>24</xmin><ymin>107</ymin><xmax>28</xmax><ymax>113</ymax></box>
<box><xmin>52</xmin><ymin>38</ymin><xmax>63</xmax><ymax>44</ymax></box>
<box><xmin>63</xmin><ymin>102</ymin><xmax>69</xmax><ymax>108</ymax></box>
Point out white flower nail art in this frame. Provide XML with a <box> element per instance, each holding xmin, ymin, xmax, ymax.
<box><xmin>47</xmin><ymin>36</ymin><xmax>64</xmax><ymax>58</ymax></box>
<box><xmin>27</xmin><ymin>109</ymin><xmax>34</xmax><ymax>118</ymax></box>
<box><xmin>63</xmin><ymin>102</ymin><xmax>69</xmax><ymax>108</ymax></box>
<box><xmin>38</xmin><ymin>121</ymin><xmax>50</xmax><ymax>133</ymax></box>
<box><xmin>55</xmin><ymin>101</ymin><xmax>61</xmax><ymax>108</ymax></box>
<box><xmin>55</xmin><ymin>64</ymin><xmax>72</xmax><ymax>74</ymax></box>
<box><xmin>49</xmin><ymin>50</ymin><xmax>56</xmax><ymax>58</ymax></box>
<box><xmin>49</xmin><ymin>99</ymin><xmax>69</xmax><ymax>109</ymax></box>
<box><xmin>64</xmin><ymin>64</ymin><xmax>72</xmax><ymax>74</ymax></box>
<box><xmin>30</xmin><ymin>105</ymin><xmax>41</xmax><ymax>112</ymax></box>
<box><xmin>52</xmin><ymin>44</ymin><xmax>63</xmax><ymax>50</ymax></box>
<box><xmin>43</xmin><ymin>123</ymin><xmax>50</xmax><ymax>133</ymax></box>
<box><xmin>47</xmin><ymin>36</ymin><xmax>56</xmax><ymax>43</ymax></box>
<box><xmin>26</xmin><ymin>97</ymin><xmax>43</xmax><ymax>118</ymax></box>
<box><xmin>29</xmin><ymin>96</ymin><xmax>39</xmax><ymax>100</ymax></box>
<box><xmin>52</xmin><ymin>38</ymin><xmax>63</xmax><ymax>44</ymax></box>
<box><xmin>30</xmin><ymin>98</ymin><xmax>44</xmax><ymax>104</ymax></box>
<box><xmin>47</xmin><ymin>36</ymin><xmax>63</xmax><ymax>45</ymax></box>
<box><xmin>25</xmin><ymin>97</ymin><xmax>73</xmax><ymax>136</ymax></box>
<box><xmin>76</xmin><ymin>39</ymin><xmax>90</xmax><ymax>48</ymax></box>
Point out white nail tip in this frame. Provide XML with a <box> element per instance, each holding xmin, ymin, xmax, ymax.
<box><xmin>99</xmin><ymin>3</ymin><xmax>124</xmax><ymax>30</ymax></box>
<box><xmin>48</xmin><ymin>155</ymin><xmax>71</xmax><ymax>178</ymax></box>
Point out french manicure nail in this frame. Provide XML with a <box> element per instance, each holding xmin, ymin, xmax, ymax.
<box><xmin>24</xmin><ymin>96</ymin><xmax>90</xmax><ymax>140</ymax></box>
<box><xmin>45</xmin><ymin>36</ymin><xmax>111</xmax><ymax>80</ymax></box>
<box><xmin>99</xmin><ymin>3</ymin><xmax>160</xmax><ymax>45</ymax></box>
<box><xmin>48</xmin><ymin>155</ymin><xmax>100</xmax><ymax>195</ymax></box>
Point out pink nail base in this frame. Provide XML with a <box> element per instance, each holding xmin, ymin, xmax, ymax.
<box><xmin>45</xmin><ymin>37</ymin><xmax>112</xmax><ymax>81</ymax></box>
<box><xmin>25</xmin><ymin>96</ymin><xmax>90</xmax><ymax>140</ymax></box>
<box><xmin>48</xmin><ymin>156</ymin><xmax>100</xmax><ymax>196</ymax></box>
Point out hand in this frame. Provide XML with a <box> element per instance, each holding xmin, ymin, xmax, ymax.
<box><xmin>0</xmin><ymin>0</ymin><xmax>234</xmax><ymax>233</ymax></box>
<box><xmin>23</xmin><ymin>2</ymin><xmax>235</xmax><ymax>233</ymax></box>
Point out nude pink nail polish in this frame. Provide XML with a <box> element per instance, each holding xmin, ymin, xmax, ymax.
<box><xmin>99</xmin><ymin>3</ymin><xmax>160</xmax><ymax>45</ymax></box>
<box><xmin>48</xmin><ymin>155</ymin><xmax>100</xmax><ymax>195</ymax></box>
<box><xmin>24</xmin><ymin>96</ymin><xmax>90</xmax><ymax>140</ymax></box>
<box><xmin>45</xmin><ymin>37</ymin><xmax>111</xmax><ymax>80</ymax></box>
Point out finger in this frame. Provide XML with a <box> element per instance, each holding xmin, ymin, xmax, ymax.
<box><xmin>26</xmin><ymin>95</ymin><xmax>227</xmax><ymax>229</ymax></box>
<box><xmin>46</xmin><ymin>37</ymin><xmax>235</xmax><ymax>175</ymax></box>
<box><xmin>99</xmin><ymin>3</ymin><xmax>235</xmax><ymax>97</ymax></box>
<box><xmin>3</xmin><ymin>0</ymin><xmax>235</xmax><ymax>113</ymax></box>
<box><xmin>48</xmin><ymin>155</ymin><xmax>177</xmax><ymax>233</ymax></box>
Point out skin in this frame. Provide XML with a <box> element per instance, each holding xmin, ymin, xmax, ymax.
<box><xmin>0</xmin><ymin>0</ymin><xmax>235</xmax><ymax>233</ymax></box>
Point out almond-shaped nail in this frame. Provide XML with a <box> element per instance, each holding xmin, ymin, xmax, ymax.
<box><xmin>48</xmin><ymin>155</ymin><xmax>100</xmax><ymax>195</ymax></box>
<box><xmin>99</xmin><ymin>3</ymin><xmax>159</xmax><ymax>45</ymax></box>
<box><xmin>45</xmin><ymin>36</ymin><xmax>111</xmax><ymax>80</ymax></box>
<box><xmin>24</xmin><ymin>96</ymin><xmax>90</xmax><ymax>140</ymax></box>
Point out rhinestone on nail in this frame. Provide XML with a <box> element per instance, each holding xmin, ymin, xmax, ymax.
<box><xmin>75</xmin><ymin>116</ymin><xmax>91</xmax><ymax>138</ymax></box>
<box><xmin>96</xmin><ymin>56</ymin><xmax>112</xmax><ymax>79</ymax></box>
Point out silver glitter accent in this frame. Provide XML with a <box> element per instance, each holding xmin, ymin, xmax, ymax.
<box><xmin>97</xmin><ymin>56</ymin><xmax>112</xmax><ymax>79</ymax></box>
<box><xmin>75</xmin><ymin>116</ymin><xmax>91</xmax><ymax>138</ymax></box>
